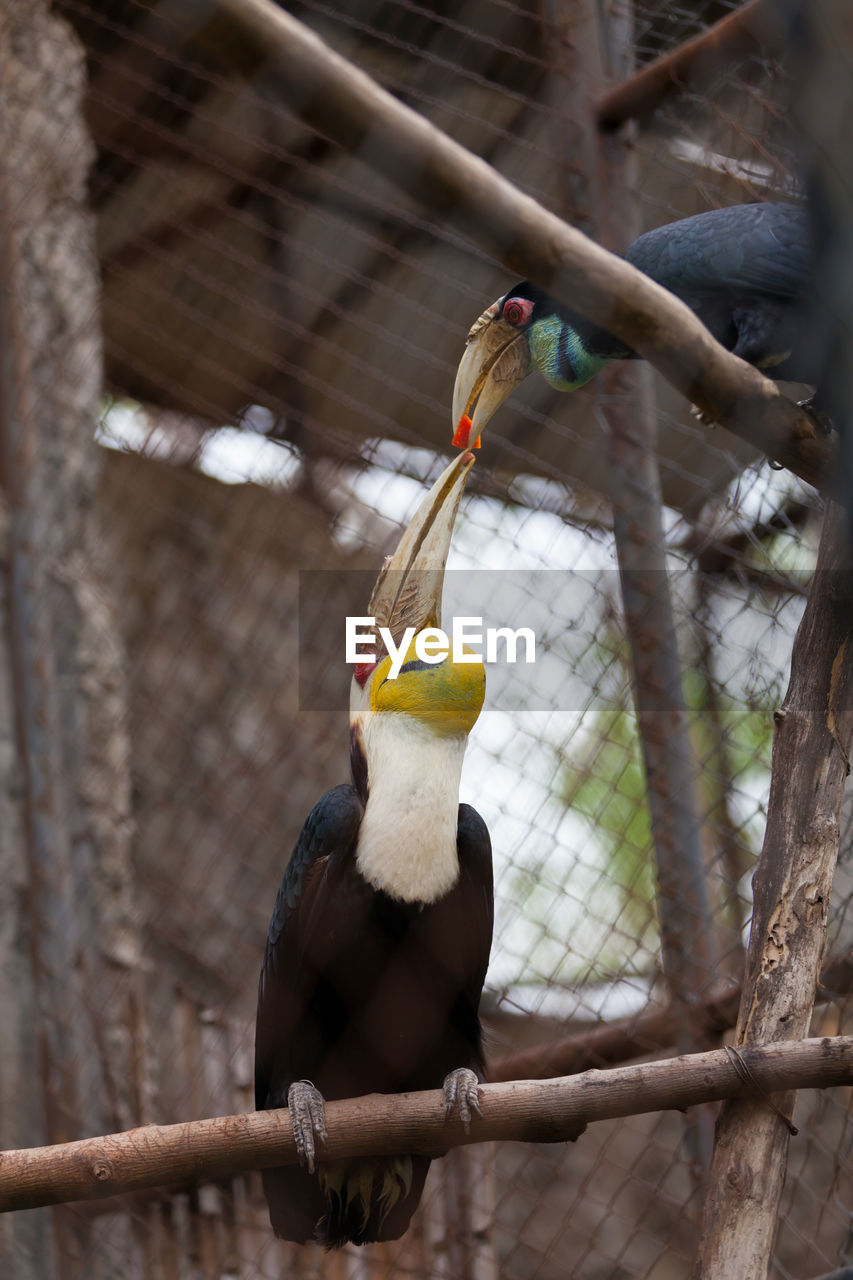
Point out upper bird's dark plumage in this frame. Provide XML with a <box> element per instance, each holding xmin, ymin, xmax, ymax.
<box><xmin>452</xmin><ymin>202</ymin><xmax>824</xmax><ymax>446</ymax></box>
<box><xmin>518</xmin><ymin>203</ymin><xmax>813</xmax><ymax>380</ymax></box>
<box><xmin>631</xmin><ymin>202</ymin><xmax>812</xmax><ymax>379</ymax></box>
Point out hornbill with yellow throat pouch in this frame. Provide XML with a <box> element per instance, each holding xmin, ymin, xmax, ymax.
<box><xmin>452</xmin><ymin>201</ymin><xmax>820</xmax><ymax>448</ymax></box>
<box><xmin>254</xmin><ymin>450</ymin><xmax>492</xmax><ymax>1247</ymax></box>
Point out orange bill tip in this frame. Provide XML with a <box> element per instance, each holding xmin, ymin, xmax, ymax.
<box><xmin>452</xmin><ymin>413</ymin><xmax>473</xmax><ymax>449</ymax></box>
<box><xmin>473</xmin><ymin>434</ymin><xmax>481</xmax><ymax>449</ymax></box>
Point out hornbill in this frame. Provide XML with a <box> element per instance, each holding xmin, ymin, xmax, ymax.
<box><xmin>254</xmin><ymin>451</ymin><xmax>493</xmax><ymax>1248</ymax></box>
<box><xmin>452</xmin><ymin>201</ymin><xmax>817</xmax><ymax>447</ymax></box>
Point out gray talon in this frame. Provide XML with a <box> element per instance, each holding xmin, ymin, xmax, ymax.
<box><xmin>442</xmin><ymin>1067</ymin><xmax>482</xmax><ymax>1135</ymax></box>
<box><xmin>287</xmin><ymin>1079</ymin><xmax>327</xmax><ymax>1174</ymax></box>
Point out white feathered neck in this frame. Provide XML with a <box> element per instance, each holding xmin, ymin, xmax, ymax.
<box><xmin>354</xmin><ymin>712</ymin><xmax>467</xmax><ymax>904</ymax></box>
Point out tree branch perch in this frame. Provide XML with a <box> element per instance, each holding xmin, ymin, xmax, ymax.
<box><xmin>2</xmin><ymin>1037</ymin><xmax>853</xmax><ymax>1214</ymax></box>
<box><xmin>214</xmin><ymin>0</ymin><xmax>838</xmax><ymax>497</ymax></box>
<box><xmin>693</xmin><ymin>504</ymin><xmax>853</xmax><ymax>1279</ymax></box>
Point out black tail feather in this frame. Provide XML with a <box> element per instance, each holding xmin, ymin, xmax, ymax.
<box><xmin>316</xmin><ymin>1156</ymin><xmax>432</xmax><ymax>1248</ymax></box>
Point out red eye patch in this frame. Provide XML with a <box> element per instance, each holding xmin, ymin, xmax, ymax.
<box><xmin>502</xmin><ymin>296</ymin><xmax>534</xmax><ymax>327</ymax></box>
<box><xmin>354</xmin><ymin>658</ymin><xmax>377</xmax><ymax>688</ymax></box>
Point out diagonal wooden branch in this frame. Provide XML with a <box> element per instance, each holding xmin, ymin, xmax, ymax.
<box><xmin>488</xmin><ymin>943</ymin><xmax>853</xmax><ymax>1081</ymax></box>
<box><xmin>693</xmin><ymin>504</ymin><xmax>853</xmax><ymax>1279</ymax></box>
<box><xmin>1</xmin><ymin>1037</ymin><xmax>852</xmax><ymax>1215</ymax></box>
<box><xmin>213</xmin><ymin>0</ymin><xmax>837</xmax><ymax>496</ymax></box>
<box><xmin>596</xmin><ymin>0</ymin><xmax>776</xmax><ymax>131</ymax></box>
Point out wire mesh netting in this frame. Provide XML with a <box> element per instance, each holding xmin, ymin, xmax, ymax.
<box><xmin>2</xmin><ymin>1</ymin><xmax>851</xmax><ymax>1277</ymax></box>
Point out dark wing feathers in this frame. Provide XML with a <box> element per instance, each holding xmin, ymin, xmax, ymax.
<box><xmin>255</xmin><ymin>783</ymin><xmax>362</xmax><ymax>1109</ymax></box>
<box><xmin>456</xmin><ymin>802</ymin><xmax>494</xmax><ymax>1008</ymax></box>
<box><xmin>255</xmin><ymin>792</ymin><xmax>492</xmax><ymax>1245</ymax></box>
<box><xmin>521</xmin><ymin>203</ymin><xmax>811</xmax><ymax>371</ymax></box>
<box><xmin>263</xmin><ymin>784</ymin><xmax>362</xmax><ymax>954</ymax></box>
<box><xmin>627</xmin><ymin>202</ymin><xmax>810</xmax><ymax>302</ymax></box>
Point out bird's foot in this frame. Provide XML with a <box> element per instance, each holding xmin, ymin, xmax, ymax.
<box><xmin>442</xmin><ymin>1067</ymin><xmax>482</xmax><ymax>1135</ymax></box>
<box><xmin>796</xmin><ymin>395</ymin><xmax>835</xmax><ymax>436</ymax></box>
<box><xmin>287</xmin><ymin>1079</ymin><xmax>327</xmax><ymax>1174</ymax></box>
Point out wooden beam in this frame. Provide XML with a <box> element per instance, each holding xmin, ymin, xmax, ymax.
<box><xmin>693</xmin><ymin>504</ymin><xmax>853</xmax><ymax>1279</ymax></box>
<box><xmin>2</xmin><ymin>1037</ymin><xmax>853</xmax><ymax>1214</ymax></box>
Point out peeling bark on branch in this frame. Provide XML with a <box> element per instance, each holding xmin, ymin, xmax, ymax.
<box><xmin>1</xmin><ymin>1037</ymin><xmax>852</xmax><ymax>1215</ymax></box>
<box><xmin>693</xmin><ymin>506</ymin><xmax>853</xmax><ymax>1280</ymax></box>
<box><xmin>214</xmin><ymin>0</ymin><xmax>838</xmax><ymax>497</ymax></box>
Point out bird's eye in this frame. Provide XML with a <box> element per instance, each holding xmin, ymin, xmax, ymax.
<box><xmin>502</xmin><ymin>297</ymin><xmax>533</xmax><ymax>327</ymax></box>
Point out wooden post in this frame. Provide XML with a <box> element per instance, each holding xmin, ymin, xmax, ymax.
<box><xmin>692</xmin><ymin>505</ymin><xmax>853</xmax><ymax>1278</ymax></box>
<box><xmin>595</xmin><ymin>0</ymin><xmax>716</xmax><ymax>1172</ymax></box>
<box><xmin>0</xmin><ymin>2</ymin><xmax>141</xmax><ymax>1275</ymax></box>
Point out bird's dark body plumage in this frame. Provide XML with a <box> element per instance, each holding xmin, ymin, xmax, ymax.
<box><xmin>628</xmin><ymin>202</ymin><xmax>812</xmax><ymax>380</ymax></box>
<box><xmin>511</xmin><ymin>203</ymin><xmax>815</xmax><ymax>382</ymax></box>
<box><xmin>255</xmin><ymin>785</ymin><xmax>493</xmax><ymax>1247</ymax></box>
<box><xmin>453</xmin><ymin>200</ymin><xmax>831</xmax><ymax>448</ymax></box>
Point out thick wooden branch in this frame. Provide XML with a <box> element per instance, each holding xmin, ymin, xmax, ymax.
<box><xmin>489</xmin><ymin>987</ymin><xmax>738</xmax><ymax>1083</ymax></box>
<box><xmin>214</xmin><ymin>0</ymin><xmax>837</xmax><ymax>497</ymax></box>
<box><xmin>1</xmin><ymin>1037</ymin><xmax>852</xmax><ymax>1215</ymax></box>
<box><xmin>693</xmin><ymin>505</ymin><xmax>853</xmax><ymax>1280</ymax></box>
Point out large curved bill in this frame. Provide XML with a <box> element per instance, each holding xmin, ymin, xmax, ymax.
<box><xmin>368</xmin><ymin>448</ymin><xmax>476</xmax><ymax>638</ymax></box>
<box><xmin>451</xmin><ymin>301</ymin><xmax>531</xmax><ymax>449</ymax></box>
<box><xmin>350</xmin><ymin>449</ymin><xmax>477</xmax><ymax>720</ymax></box>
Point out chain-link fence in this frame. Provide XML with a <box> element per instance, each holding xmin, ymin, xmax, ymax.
<box><xmin>0</xmin><ymin>1</ymin><xmax>850</xmax><ymax>1277</ymax></box>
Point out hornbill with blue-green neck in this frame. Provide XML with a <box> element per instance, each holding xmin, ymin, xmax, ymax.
<box><xmin>452</xmin><ymin>202</ymin><xmax>818</xmax><ymax>447</ymax></box>
<box><xmin>254</xmin><ymin>450</ymin><xmax>492</xmax><ymax>1248</ymax></box>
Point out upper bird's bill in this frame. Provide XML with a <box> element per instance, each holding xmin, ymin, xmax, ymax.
<box><xmin>350</xmin><ymin>449</ymin><xmax>477</xmax><ymax>703</ymax></box>
<box><xmin>452</xmin><ymin>299</ymin><xmax>530</xmax><ymax>449</ymax></box>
